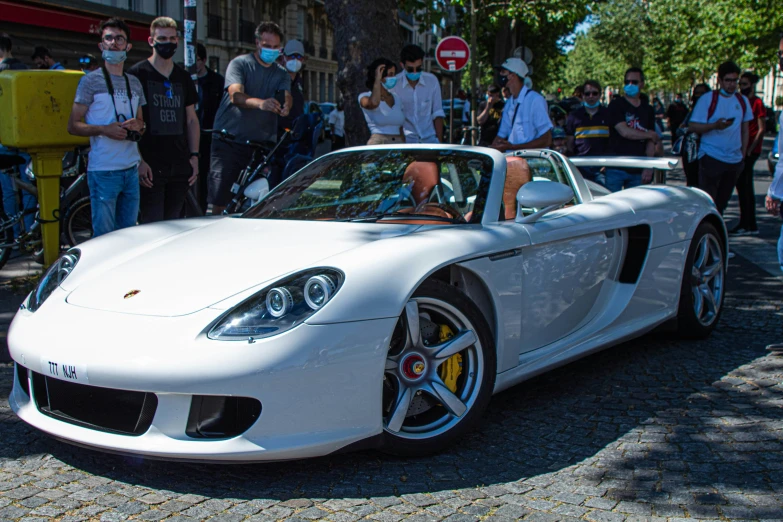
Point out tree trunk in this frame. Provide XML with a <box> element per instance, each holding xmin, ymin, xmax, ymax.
<box><xmin>324</xmin><ymin>0</ymin><xmax>401</xmax><ymax>146</ymax></box>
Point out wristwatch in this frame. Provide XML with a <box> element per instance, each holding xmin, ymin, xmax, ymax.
<box><xmin>190</xmin><ymin>152</ymin><xmax>200</xmax><ymax>158</ymax></box>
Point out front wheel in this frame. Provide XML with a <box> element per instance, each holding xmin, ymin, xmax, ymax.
<box><xmin>676</xmin><ymin>221</ymin><xmax>726</xmax><ymax>338</ymax></box>
<box><xmin>381</xmin><ymin>280</ymin><xmax>495</xmax><ymax>456</ymax></box>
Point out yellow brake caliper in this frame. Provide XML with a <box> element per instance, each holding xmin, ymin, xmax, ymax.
<box><xmin>437</xmin><ymin>324</ymin><xmax>463</xmax><ymax>392</ymax></box>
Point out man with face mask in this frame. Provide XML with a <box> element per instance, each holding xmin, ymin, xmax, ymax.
<box><xmin>67</xmin><ymin>18</ymin><xmax>146</xmax><ymax>237</ymax></box>
<box><xmin>209</xmin><ymin>21</ymin><xmax>291</xmax><ymax>215</ymax></box>
<box><xmin>392</xmin><ymin>44</ymin><xmax>445</xmax><ymax>143</ymax></box>
<box><xmin>565</xmin><ymin>79</ymin><xmax>610</xmax><ymax>185</ymax></box>
<box><xmin>128</xmin><ymin>17</ymin><xmax>200</xmax><ymax>223</ymax></box>
<box><xmin>490</xmin><ymin>58</ymin><xmax>552</xmax><ymax>152</ymax></box>
<box><xmin>604</xmin><ymin>67</ymin><xmax>660</xmax><ymax>192</ymax></box>
<box><xmin>688</xmin><ymin>61</ymin><xmax>752</xmax><ymax>215</ymax></box>
<box><xmin>277</xmin><ymin>39</ymin><xmax>306</xmax><ymax>139</ymax></box>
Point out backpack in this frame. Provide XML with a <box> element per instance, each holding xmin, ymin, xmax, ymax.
<box><xmin>706</xmin><ymin>91</ymin><xmax>746</xmax><ymax>121</ymax></box>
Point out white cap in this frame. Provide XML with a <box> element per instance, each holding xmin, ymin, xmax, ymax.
<box><xmin>500</xmin><ymin>57</ymin><xmax>529</xmax><ymax>79</ymax></box>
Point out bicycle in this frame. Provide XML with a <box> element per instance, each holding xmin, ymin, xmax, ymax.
<box><xmin>206</xmin><ymin>128</ymin><xmax>292</xmax><ymax>215</ymax></box>
<box><xmin>0</xmin><ymin>147</ymin><xmax>92</xmax><ymax>269</ymax></box>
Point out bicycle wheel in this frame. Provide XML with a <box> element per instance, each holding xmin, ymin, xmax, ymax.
<box><xmin>64</xmin><ymin>196</ymin><xmax>93</xmax><ymax>247</ymax></box>
<box><xmin>0</xmin><ymin>215</ymin><xmax>14</xmax><ymax>271</ymax></box>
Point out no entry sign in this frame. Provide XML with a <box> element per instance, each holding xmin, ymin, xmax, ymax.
<box><xmin>435</xmin><ymin>36</ymin><xmax>470</xmax><ymax>72</ymax></box>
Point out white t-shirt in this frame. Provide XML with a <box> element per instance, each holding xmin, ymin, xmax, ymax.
<box><xmin>358</xmin><ymin>91</ymin><xmax>405</xmax><ymax>135</ymax></box>
<box><xmin>328</xmin><ymin>109</ymin><xmax>345</xmax><ymax>137</ymax></box>
<box><xmin>690</xmin><ymin>91</ymin><xmax>753</xmax><ymax>164</ymax></box>
<box><xmin>74</xmin><ymin>69</ymin><xmax>146</xmax><ymax>172</ymax></box>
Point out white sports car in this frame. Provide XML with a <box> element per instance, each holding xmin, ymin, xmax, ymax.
<box><xmin>8</xmin><ymin>145</ymin><xmax>726</xmax><ymax>462</ymax></box>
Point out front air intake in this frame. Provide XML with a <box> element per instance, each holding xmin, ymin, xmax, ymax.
<box><xmin>186</xmin><ymin>395</ymin><xmax>261</xmax><ymax>439</ymax></box>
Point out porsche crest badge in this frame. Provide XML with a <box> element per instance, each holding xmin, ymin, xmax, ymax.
<box><xmin>124</xmin><ymin>290</ymin><xmax>141</xmax><ymax>299</ymax></box>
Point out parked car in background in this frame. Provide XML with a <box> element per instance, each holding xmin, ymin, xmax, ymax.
<box><xmin>769</xmin><ymin>134</ymin><xmax>779</xmax><ymax>175</ymax></box>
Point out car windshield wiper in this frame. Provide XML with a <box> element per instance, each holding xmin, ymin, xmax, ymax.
<box><xmin>336</xmin><ymin>212</ymin><xmax>462</xmax><ymax>223</ymax></box>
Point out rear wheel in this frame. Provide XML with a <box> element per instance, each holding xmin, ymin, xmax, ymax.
<box><xmin>381</xmin><ymin>280</ymin><xmax>495</xmax><ymax>456</ymax></box>
<box><xmin>64</xmin><ymin>196</ymin><xmax>93</xmax><ymax>247</ymax></box>
<box><xmin>676</xmin><ymin>221</ymin><xmax>725</xmax><ymax>338</ymax></box>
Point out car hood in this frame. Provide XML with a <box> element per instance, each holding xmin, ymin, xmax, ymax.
<box><xmin>65</xmin><ymin>218</ymin><xmax>414</xmax><ymax>317</ymax></box>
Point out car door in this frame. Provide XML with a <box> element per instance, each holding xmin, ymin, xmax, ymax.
<box><xmin>516</xmin><ymin>155</ymin><xmax>631</xmax><ymax>355</ymax></box>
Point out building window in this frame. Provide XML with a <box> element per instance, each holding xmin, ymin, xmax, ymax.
<box><xmin>209</xmin><ymin>56</ymin><xmax>220</xmax><ymax>73</ymax></box>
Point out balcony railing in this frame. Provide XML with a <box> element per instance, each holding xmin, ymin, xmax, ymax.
<box><xmin>240</xmin><ymin>20</ymin><xmax>255</xmax><ymax>44</ymax></box>
<box><xmin>207</xmin><ymin>14</ymin><xmax>222</xmax><ymax>40</ymax></box>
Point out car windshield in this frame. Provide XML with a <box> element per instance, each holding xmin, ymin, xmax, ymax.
<box><xmin>242</xmin><ymin>149</ymin><xmax>494</xmax><ymax>224</ymax></box>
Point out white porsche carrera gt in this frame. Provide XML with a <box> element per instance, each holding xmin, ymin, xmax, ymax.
<box><xmin>8</xmin><ymin>145</ymin><xmax>727</xmax><ymax>462</ymax></box>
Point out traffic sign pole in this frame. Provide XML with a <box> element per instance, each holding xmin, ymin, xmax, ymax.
<box><xmin>435</xmin><ymin>36</ymin><xmax>470</xmax><ymax>144</ymax></box>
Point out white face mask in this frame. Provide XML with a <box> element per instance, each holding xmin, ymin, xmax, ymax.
<box><xmin>286</xmin><ymin>59</ymin><xmax>302</xmax><ymax>73</ymax></box>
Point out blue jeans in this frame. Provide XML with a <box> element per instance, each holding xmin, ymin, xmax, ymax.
<box><xmin>0</xmin><ymin>170</ymin><xmax>37</xmax><ymax>237</ymax></box>
<box><xmin>578</xmin><ymin>166</ymin><xmax>606</xmax><ymax>187</ymax></box>
<box><xmin>604</xmin><ymin>169</ymin><xmax>642</xmax><ymax>193</ymax></box>
<box><xmin>87</xmin><ymin>166</ymin><xmax>140</xmax><ymax>238</ymax></box>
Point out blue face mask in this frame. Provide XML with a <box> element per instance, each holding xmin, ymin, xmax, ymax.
<box><xmin>623</xmin><ymin>83</ymin><xmax>640</xmax><ymax>97</ymax></box>
<box><xmin>583</xmin><ymin>100</ymin><xmax>600</xmax><ymax>109</ymax></box>
<box><xmin>259</xmin><ymin>48</ymin><xmax>280</xmax><ymax>64</ymax></box>
<box><xmin>383</xmin><ymin>77</ymin><xmax>398</xmax><ymax>90</ymax></box>
<box><xmin>719</xmin><ymin>88</ymin><xmax>733</xmax><ymax>97</ymax></box>
<box><xmin>102</xmin><ymin>50</ymin><xmax>126</xmax><ymax>65</ymax></box>
<box><xmin>405</xmin><ymin>71</ymin><xmax>421</xmax><ymax>82</ymax></box>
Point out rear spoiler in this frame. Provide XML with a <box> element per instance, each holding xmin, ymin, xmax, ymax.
<box><xmin>569</xmin><ymin>156</ymin><xmax>681</xmax><ymax>171</ymax></box>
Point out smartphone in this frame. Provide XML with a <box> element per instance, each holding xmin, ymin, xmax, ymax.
<box><xmin>274</xmin><ymin>89</ymin><xmax>286</xmax><ymax>106</ymax></box>
<box><xmin>725</xmin><ymin>117</ymin><xmax>736</xmax><ymax>124</ymax></box>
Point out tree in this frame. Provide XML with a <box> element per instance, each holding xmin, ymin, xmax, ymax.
<box><xmin>324</xmin><ymin>0</ymin><xmax>402</xmax><ymax>146</ymax></box>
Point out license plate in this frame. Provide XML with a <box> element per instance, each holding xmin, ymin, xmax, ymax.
<box><xmin>39</xmin><ymin>356</ymin><xmax>89</xmax><ymax>384</ymax></box>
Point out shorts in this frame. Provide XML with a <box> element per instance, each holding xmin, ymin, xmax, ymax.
<box><xmin>207</xmin><ymin>137</ymin><xmax>258</xmax><ymax>207</ymax></box>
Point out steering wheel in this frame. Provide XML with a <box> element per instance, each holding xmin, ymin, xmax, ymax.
<box><xmin>414</xmin><ymin>202</ymin><xmax>467</xmax><ymax>223</ymax></box>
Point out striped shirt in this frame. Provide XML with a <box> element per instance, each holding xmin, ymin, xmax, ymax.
<box><xmin>565</xmin><ymin>106</ymin><xmax>610</xmax><ymax>156</ymax></box>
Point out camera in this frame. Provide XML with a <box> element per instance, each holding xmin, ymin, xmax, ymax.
<box><xmin>125</xmin><ymin>130</ymin><xmax>142</xmax><ymax>142</ymax></box>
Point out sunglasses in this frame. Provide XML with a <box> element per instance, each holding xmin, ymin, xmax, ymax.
<box><xmin>624</xmin><ymin>79</ymin><xmax>640</xmax><ymax>85</ymax></box>
<box><xmin>163</xmin><ymin>80</ymin><xmax>173</xmax><ymax>100</ymax></box>
<box><xmin>583</xmin><ymin>91</ymin><xmax>601</xmax><ymax>96</ymax></box>
<box><xmin>406</xmin><ymin>66</ymin><xmax>423</xmax><ymax>73</ymax></box>
<box><xmin>287</xmin><ymin>53</ymin><xmax>304</xmax><ymax>60</ymax></box>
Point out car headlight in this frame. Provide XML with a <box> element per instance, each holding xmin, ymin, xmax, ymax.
<box><xmin>208</xmin><ymin>269</ymin><xmax>343</xmax><ymax>341</ymax></box>
<box><xmin>27</xmin><ymin>250</ymin><xmax>80</xmax><ymax>312</ymax></box>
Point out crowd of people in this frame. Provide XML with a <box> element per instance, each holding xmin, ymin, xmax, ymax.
<box><xmin>1</xmin><ymin>21</ymin><xmax>782</xmax><ymax>274</ymax></box>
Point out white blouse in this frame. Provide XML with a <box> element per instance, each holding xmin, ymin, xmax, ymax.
<box><xmin>358</xmin><ymin>91</ymin><xmax>405</xmax><ymax>135</ymax></box>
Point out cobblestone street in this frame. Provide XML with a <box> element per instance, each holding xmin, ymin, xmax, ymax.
<box><xmin>0</xmin><ymin>248</ymin><xmax>782</xmax><ymax>521</ymax></box>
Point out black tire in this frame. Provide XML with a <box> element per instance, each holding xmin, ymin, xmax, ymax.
<box><xmin>381</xmin><ymin>279</ymin><xmax>496</xmax><ymax>456</ymax></box>
<box><xmin>676</xmin><ymin>221</ymin><xmax>726</xmax><ymax>339</ymax></box>
<box><xmin>64</xmin><ymin>196</ymin><xmax>93</xmax><ymax>247</ymax></box>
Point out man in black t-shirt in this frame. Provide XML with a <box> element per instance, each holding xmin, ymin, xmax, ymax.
<box><xmin>129</xmin><ymin>17</ymin><xmax>199</xmax><ymax>222</ymax></box>
<box><xmin>605</xmin><ymin>67</ymin><xmax>660</xmax><ymax>192</ymax></box>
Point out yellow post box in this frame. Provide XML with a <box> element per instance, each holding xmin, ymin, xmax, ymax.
<box><xmin>0</xmin><ymin>70</ymin><xmax>89</xmax><ymax>267</ymax></box>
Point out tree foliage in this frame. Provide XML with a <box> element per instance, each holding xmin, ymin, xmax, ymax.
<box><xmin>565</xmin><ymin>0</ymin><xmax>783</xmax><ymax>93</ymax></box>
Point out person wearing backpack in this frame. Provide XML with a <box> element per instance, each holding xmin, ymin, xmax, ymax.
<box><xmin>688</xmin><ymin>61</ymin><xmax>752</xmax><ymax>215</ymax></box>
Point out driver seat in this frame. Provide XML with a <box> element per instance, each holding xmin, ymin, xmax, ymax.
<box><xmin>403</xmin><ymin>162</ymin><xmax>439</xmax><ymax>205</ymax></box>
<box><xmin>502</xmin><ymin>156</ymin><xmax>532</xmax><ymax>220</ymax></box>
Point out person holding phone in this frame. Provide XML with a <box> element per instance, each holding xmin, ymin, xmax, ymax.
<box><xmin>208</xmin><ymin>21</ymin><xmax>291</xmax><ymax>214</ymax></box>
<box><xmin>688</xmin><ymin>61</ymin><xmax>753</xmax><ymax>215</ymax></box>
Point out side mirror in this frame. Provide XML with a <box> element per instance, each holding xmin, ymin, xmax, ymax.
<box><xmin>515</xmin><ymin>181</ymin><xmax>574</xmax><ymax>224</ymax></box>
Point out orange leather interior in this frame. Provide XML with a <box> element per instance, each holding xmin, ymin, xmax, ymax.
<box><xmin>403</xmin><ymin>162</ymin><xmax>440</xmax><ymax>205</ymax></box>
<box><xmin>502</xmin><ymin>156</ymin><xmax>532</xmax><ymax>220</ymax></box>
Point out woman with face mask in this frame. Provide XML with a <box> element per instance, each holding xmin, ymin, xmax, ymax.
<box><xmin>730</xmin><ymin>72</ymin><xmax>767</xmax><ymax>235</ymax></box>
<box><xmin>679</xmin><ymin>83</ymin><xmax>711</xmax><ymax>187</ymax></box>
<box><xmin>359</xmin><ymin>58</ymin><xmax>405</xmax><ymax>145</ymax></box>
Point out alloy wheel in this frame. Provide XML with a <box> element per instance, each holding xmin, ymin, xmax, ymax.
<box><xmin>690</xmin><ymin>233</ymin><xmax>724</xmax><ymax>327</ymax></box>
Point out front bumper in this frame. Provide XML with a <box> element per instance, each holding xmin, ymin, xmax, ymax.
<box><xmin>8</xmin><ymin>295</ymin><xmax>397</xmax><ymax>461</ymax></box>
